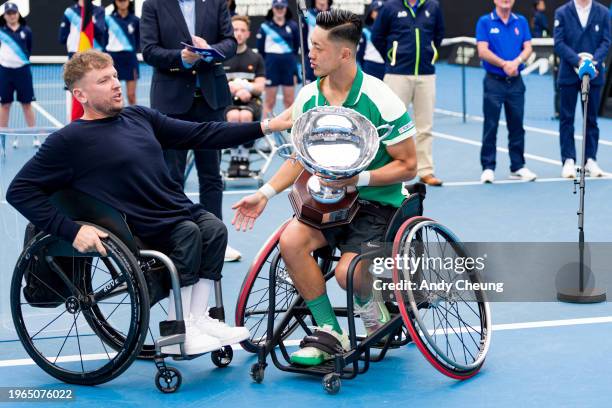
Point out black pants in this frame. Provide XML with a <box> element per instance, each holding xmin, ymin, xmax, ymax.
<box><xmin>164</xmin><ymin>97</ymin><xmax>225</xmax><ymax>219</ymax></box>
<box><xmin>152</xmin><ymin>212</ymin><xmax>228</xmax><ymax>287</ymax></box>
<box><xmin>481</xmin><ymin>73</ymin><xmax>526</xmax><ymax>172</ymax></box>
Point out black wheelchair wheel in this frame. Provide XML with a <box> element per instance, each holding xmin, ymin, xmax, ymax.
<box><xmin>11</xmin><ymin>228</ymin><xmax>150</xmax><ymax>386</ymax></box>
<box><xmin>235</xmin><ymin>220</ymin><xmax>303</xmax><ymax>353</ymax></box>
<box><xmin>391</xmin><ymin>217</ymin><xmax>491</xmax><ymax>379</ymax></box>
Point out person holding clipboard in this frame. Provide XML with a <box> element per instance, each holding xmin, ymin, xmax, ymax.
<box><xmin>141</xmin><ymin>0</ymin><xmax>244</xmax><ymax>262</ymax></box>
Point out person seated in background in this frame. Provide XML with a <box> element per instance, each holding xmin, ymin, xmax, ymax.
<box><xmin>223</xmin><ymin>15</ymin><xmax>266</xmax><ymax>178</ymax></box>
<box><xmin>532</xmin><ymin>0</ymin><xmax>549</xmax><ymax>38</ymax></box>
<box><xmin>6</xmin><ymin>50</ymin><xmax>291</xmax><ymax>356</ymax></box>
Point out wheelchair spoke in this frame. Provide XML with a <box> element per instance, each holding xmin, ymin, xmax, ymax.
<box><xmin>30</xmin><ymin>309</ymin><xmax>69</xmax><ymax>340</ymax></box>
<box><xmin>73</xmin><ymin>312</ymin><xmax>85</xmax><ymax>373</ymax></box>
<box><xmin>53</xmin><ymin>312</ymin><xmax>78</xmax><ymax>364</ymax></box>
<box><xmin>27</xmin><ymin>268</ymin><xmax>69</xmax><ymax>302</ymax></box>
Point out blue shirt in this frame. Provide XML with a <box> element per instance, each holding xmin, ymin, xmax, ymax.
<box><xmin>178</xmin><ymin>0</ymin><xmax>195</xmax><ymax>36</ymax></box>
<box><xmin>0</xmin><ymin>25</ymin><xmax>32</xmax><ymax>68</ymax></box>
<box><xmin>476</xmin><ymin>10</ymin><xmax>532</xmax><ymax>77</ymax></box>
<box><xmin>105</xmin><ymin>12</ymin><xmax>140</xmax><ymax>53</ymax></box>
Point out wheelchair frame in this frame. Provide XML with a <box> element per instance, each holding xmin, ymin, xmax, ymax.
<box><xmin>11</xmin><ymin>189</ymin><xmax>232</xmax><ymax>393</ymax></box>
<box><xmin>237</xmin><ymin>183</ymin><xmax>491</xmax><ymax>393</ymax></box>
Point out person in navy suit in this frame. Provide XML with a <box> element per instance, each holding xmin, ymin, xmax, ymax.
<box><xmin>141</xmin><ymin>0</ymin><xmax>243</xmax><ymax>261</ymax></box>
<box><xmin>554</xmin><ymin>0</ymin><xmax>610</xmax><ymax>178</ymax></box>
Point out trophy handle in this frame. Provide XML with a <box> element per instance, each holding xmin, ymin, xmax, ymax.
<box><xmin>377</xmin><ymin>124</ymin><xmax>395</xmax><ymax>141</ymax></box>
<box><xmin>275</xmin><ymin>143</ymin><xmax>294</xmax><ymax>159</ymax></box>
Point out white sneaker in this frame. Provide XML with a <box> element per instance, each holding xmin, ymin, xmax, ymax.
<box><xmin>354</xmin><ymin>297</ymin><xmax>391</xmax><ymax>336</ymax></box>
<box><xmin>224</xmin><ymin>245</ymin><xmax>242</xmax><ymax>262</ymax></box>
<box><xmin>584</xmin><ymin>159</ymin><xmax>604</xmax><ymax>177</ymax></box>
<box><xmin>480</xmin><ymin>169</ymin><xmax>495</xmax><ymax>183</ymax></box>
<box><xmin>193</xmin><ymin>313</ymin><xmax>250</xmax><ymax>345</ymax></box>
<box><xmin>33</xmin><ymin>137</ymin><xmax>41</xmax><ymax>148</ymax></box>
<box><xmin>161</xmin><ymin>318</ymin><xmax>222</xmax><ymax>356</ymax></box>
<box><xmin>509</xmin><ymin>167</ymin><xmax>537</xmax><ymax>181</ymax></box>
<box><xmin>290</xmin><ymin>325</ymin><xmax>350</xmax><ymax>366</ymax></box>
<box><xmin>12</xmin><ymin>138</ymin><xmax>18</xmax><ymax>148</ymax></box>
<box><xmin>562</xmin><ymin>159</ymin><xmax>577</xmax><ymax>179</ymax></box>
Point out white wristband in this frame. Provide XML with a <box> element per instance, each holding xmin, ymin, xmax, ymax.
<box><xmin>357</xmin><ymin>171</ymin><xmax>371</xmax><ymax>187</ymax></box>
<box><xmin>258</xmin><ymin>183</ymin><xmax>277</xmax><ymax>200</ymax></box>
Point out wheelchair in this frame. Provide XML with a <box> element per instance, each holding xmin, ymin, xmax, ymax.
<box><xmin>235</xmin><ymin>183</ymin><xmax>492</xmax><ymax>394</ymax></box>
<box><xmin>11</xmin><ymin>190</ymin><xmax>232</xmax><ymax>393</ymax></box>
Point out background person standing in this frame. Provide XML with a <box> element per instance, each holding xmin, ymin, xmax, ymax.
<box><xmin>141</xmin><ymin>0</ymin><xmax>242</xmax><ymax>261</ymax></box>
<box><xmin>372</xmin><ymin>0</ymin><xmax>445</xmax><ymax>187</ymax></box>
<box><xmin>554</xmin><ymin>0</ymin><xmax>610</xmax><ymax>178</ymax></box>
<box><xmin>476</xmin><ymin>0</ymin><xmax>536</xmax><ymax>183</ymax></box>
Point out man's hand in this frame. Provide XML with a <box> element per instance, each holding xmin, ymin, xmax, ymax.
<box><xmin>229</xmin><ymin>81</ymin><xmax>241</xmax><ymax>95</ymax></box>
<box><xmin>72</xmin><ymin>225</ymin><xmax>108</xmax><ymax>256</ymax></box>
<box><xmin>502</xmin><ymin>60</ymin><xmax>519</xmax><ymax>77</ymax></box>
<box><xmin>181</xmin><ymin>48</ymin><xmax>201</xmax><ymax>65</ymax></box>
<box><xmin>231</xmin><ymin>192</ymin><xmax>269</xmax><ymax>231</ymax></box>
<box><xmin>236</xmin><ymin>88</ymin><xmax>252</xmax><ymax>102</ymax></box>
<box><xmin>192</xmin><ymin>35</ymin><xmax>209</xmax><ymax>49</ymax></box>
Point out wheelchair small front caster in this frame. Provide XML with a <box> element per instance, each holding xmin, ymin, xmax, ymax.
<box><xmin>322</xmin><ymin>373</ymin><xmax>341</xmax><ymax>395</ymax></box>
<box><xmin>211</xmin><ymin>345</ymin><xmax>233</xmax><ymax>368</ymax></box>
<box><xmin>155</xmin><ymin>366</ymin><xmax>182</xmax><ymax>393</ymax></box>
<box><xmin>250</xmin><ymin>363</ymin><xmax>265</xmax><ymax>383</ymax></box>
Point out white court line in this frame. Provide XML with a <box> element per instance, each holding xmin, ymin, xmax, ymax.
<box><xmin>30</xmin><ymin>102</ymin><xmax>63</xmax><ymax>128</ymax></box>
<box><xmin>433</xmin><ymin>131</ymin><xmax>562</xmax><ymax>166</ymax></box>
<box><xmin>435</xmin><ymin>108</ymin><xmax>612</xmax><ymax>148</ymax></box>
<box><xmin>0</xmin><ymin>315</ymin><xmax>611</xmax><ymax>368</ymax></box>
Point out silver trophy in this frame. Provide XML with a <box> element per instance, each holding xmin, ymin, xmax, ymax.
<box><xmin>282</xmin><ymin>106</ymin><xmax>393</xmax><ymax>228</ymax></box>
<box><xmin>290</xmin><ymin>106</ymin><xmax>392</xmax><ymax>203</ymax></box>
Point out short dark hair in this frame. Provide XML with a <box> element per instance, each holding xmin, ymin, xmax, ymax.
<box><xmin>316</xmin><ymin>9</ymin><xmax>362</xmax><ymax>48</ymax></box>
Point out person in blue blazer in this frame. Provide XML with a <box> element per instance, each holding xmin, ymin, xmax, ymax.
<box><xmin>554</xmin><ymin>0</ymin><xmax>611</xmax><ymax>178</ymax></box>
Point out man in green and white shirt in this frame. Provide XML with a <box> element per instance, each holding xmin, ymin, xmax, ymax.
<box><xmin>232</xmin><ymin>9</ymin><xmax>417</xmax><ymax>366</ymax></box>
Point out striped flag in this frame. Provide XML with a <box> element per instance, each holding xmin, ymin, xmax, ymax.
<box><xmin>71</xmin><ymin>0</ymin><xmax>94</xmax><ymax>121</ymax></box>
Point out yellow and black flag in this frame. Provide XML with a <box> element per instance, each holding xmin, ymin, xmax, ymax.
<box><xmin>71</xmin><ymin>0</ymin><xmax>95</xmax><ymax>121</ymax></box>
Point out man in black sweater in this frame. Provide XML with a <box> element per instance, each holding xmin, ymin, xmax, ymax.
<box><xmin>6</xmin><ymin>50</ymin><xmax>290</xmax><ymax>355</ymax></box>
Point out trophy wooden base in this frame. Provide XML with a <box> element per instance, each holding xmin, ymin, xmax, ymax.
<box><xmin>289</xmin><ymin>171</ymin><xmax>360</xmax><ymax>229</ymax></box>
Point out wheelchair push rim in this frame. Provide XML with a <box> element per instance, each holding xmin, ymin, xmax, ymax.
<box><xmin>10</xmin><ymin>228</ymin><xmax>150</xmax><ymax>385</ymax></box>
<box><xmin>235</xmin><ymin>219</ymin><xmax>301</xmax><ymax>353</ymax></box>
<box><xmin>391</xmin><ymin>217</ymin><xmax>491</xmax><ymax>379</ymax></box>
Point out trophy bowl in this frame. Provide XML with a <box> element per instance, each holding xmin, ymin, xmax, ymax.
<box><xmin>291</xmin><ymin>106</ymin><xmax>381</xmax><ymax>204</ymax></box>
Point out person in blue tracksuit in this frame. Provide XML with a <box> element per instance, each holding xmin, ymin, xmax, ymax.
<box><xmin>302</xmin><ymin>0</ymin><xmax>332</xmax><ymax>83</ymax></box>
<box><xmin>105</xmin><ymin>0</ymin><xmax>140</xmax><ymax>105</ymax></box>
<box><xmin>476</xmin><ymin>1</ymin><xmax>536</xmax><ymax>183</ymax></box>
<box><xmin>59</xmin><ymin>0</ymin><xmax>106</xmax><ymax>58</ymax></box>
<box><xmin>371</xmin><ymin>0</ymin><xmax>445</xmax><ymax>186</ymax></box>
<box><xmin>0</xmin><ymin>2</ymin><xmax>37</xmax><ymax>148</ymax></box>
<box><xmin>257</xmin><ymin>0</ymin><xmax>300</xmax><ymax>117</ymax></box>
<box><xmin>554</xmin><ymin>0</ymin><xmax>611</xmax><ymax>178</ymax></box>
<box><xmin>357</xmin><ymin>0</ymin><xmax>385</xmax><ymax>80</ymax></box>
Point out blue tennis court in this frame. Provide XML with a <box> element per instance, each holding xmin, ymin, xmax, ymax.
<box><xmin>1</xmin><ymin>63</ymin><xmax>611</xmax><ymax>407</ymax></box>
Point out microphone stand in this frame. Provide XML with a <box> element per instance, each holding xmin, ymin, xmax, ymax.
<box><xmin>557</xmin><ymin>74</ymin><xmax>607</xmax><ymax>303</ymax></box>
<box><xmin>296</xmin><ymin>0</ymin><xmax>308</xmax><ymax>85</ymax></box>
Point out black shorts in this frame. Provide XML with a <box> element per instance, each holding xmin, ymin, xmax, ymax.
<box><xmin>0</xmin><ymin>65</ymin><xmax>35</xmax><ymax>104</ymax></box>
<box><xmin>322</xmin><ymin>200</ymin><xmax>397</xmax><ymax>255</ymax></box>
<box><xmin>224</xmin><ymin>98</ymin><xmax>262</xmax><ymax>121</ymax></box>
<box><xmin>109</xmin><ymin>51</ymin><xmax>139</xmax><ymax>81</ymax></box>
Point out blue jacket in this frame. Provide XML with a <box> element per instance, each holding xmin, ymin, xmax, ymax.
<box><xmin>58</xmin><ymin>4</ymin><xmax>106</xmax><ymax>53</ymax></box>
<box><xmin>0</xmin><ymin>25</ymin><xmax>32</xmax><ymax>68</ymax></box>
<box><xmin>371</xmin><ymin>0</ymin><xmax>444</xmax><ymax>76</ymax></box>
<box><xmin>141</xmin><ymin>0</ymin><xmax>237</xmax><ymax>114</ymax></box>
<box><xmin>256</xmin><ymin>19</ymin><xmax>300</xmax><ymax>59</ymax></box>
<box><xmin>554</xmin><ymin>1</ymin><xmax>611</xmax><ymax>86</ymax></box>
<box><xmin>105</xmin><ymin>12</ymin><xmax>140</xmax><ymax>53</ymax></box>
